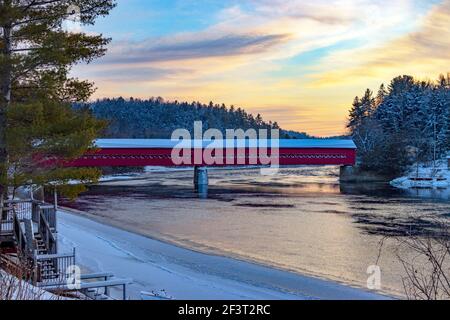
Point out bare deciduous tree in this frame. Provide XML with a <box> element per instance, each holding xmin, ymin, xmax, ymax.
<box><xmin>396</xmin><ymin>233</ymin><xmax>450</xmax><ymax>300</ymax></box>
<box><xmin>379</xmin><ymin>216</ymin><xmax>450</xmax><ymax>300</ymax></box>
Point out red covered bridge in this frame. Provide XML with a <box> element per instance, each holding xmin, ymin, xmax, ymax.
<box><xmin>65</xmin><ymin>139</ymin><xmax>356</xmax><ymax>191</ymax></box>
<box><xmin>67</xmin><ymin>139</ymin><xmax>357</xmax><ymax>168</ymax></box>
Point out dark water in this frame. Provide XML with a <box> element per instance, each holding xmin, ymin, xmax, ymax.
<box><xmin>64</xmin><ymin>166</ymin><xmax>450</xmax><ymax>297</ymax></box>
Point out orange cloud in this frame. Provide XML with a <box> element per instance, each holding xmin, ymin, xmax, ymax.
<box><xmin>310</xmin><ymin>0</ymin><xmax>450</xmax><ymax>87</ymax></box>
<box><xmin>75</xmin><ymin>0</ymin><xmax>446</xmax><ymax>136</ymax></box>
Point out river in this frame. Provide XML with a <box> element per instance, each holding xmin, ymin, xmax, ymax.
<box><xmin>62</xmin><ymin>166</ymin><xmax>450</xmax><ymax>297</ymax></box>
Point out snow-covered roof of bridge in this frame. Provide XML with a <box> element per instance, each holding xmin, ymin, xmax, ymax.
<box><xmin>95</xmin><ymin>139</ymin><xmax>357</xmax><ymax>149</ymax></box>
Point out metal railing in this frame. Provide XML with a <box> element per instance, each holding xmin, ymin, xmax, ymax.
<box><xmin>1</xmin><ymin>199</ymin><xmax>77</xmax><ymax>287</ymax></box>
<box><xmin>38</xmin><ymin>210</ymin><xmax>57</xmax><ymax>256</ymax></box>
<box><xmin>12</xmin><ymin>212</ymin><xmax>34</xmax><ymax>259</ymax></box>
<box><xmin>3</xmin><ymin>200</ymin><xmax>33</xmax><ymax>221</ymax></box>
<box><xmin>0</xmin><ymin>200</ymin><xmax>56</xmax><ymax>234</ymax></box>
<box><xmin>35</xmin><ymin>250</ymin><xmax>76</xmax><ymax>285</ymax></box>
<box><xmin>1</xmin><ymin>199</ymin><xmax>57</xmax><ymax>261</ymax></box>
<box><xmin>0</xmin><ymin>214</ymin><xmax>13</xmax><ymax>235</ymax></box>
<box><xmin>40</xmin><ymin>205</ymin><xmax>57</xmax><ymax>230</ymax></box>
<box><xmin>32</xmin><ymin>201</ymin><xmax>41</xmax><ymax>224</ymax></box>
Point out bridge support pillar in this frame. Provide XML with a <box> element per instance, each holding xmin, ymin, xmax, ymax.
<box><xmin>194</xmin><ymin>167</ymin><xmax>208</xmax><ymax>198</ymax></box>
<box><xmin>339</xmin><ymin>165</ymin><xmax>355</xmax><ymax>182</ymax></box>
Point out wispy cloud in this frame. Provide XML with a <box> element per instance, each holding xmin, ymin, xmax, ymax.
<box><xmin>101</xmin><ymin>33</ymin><xmax>290</xmax><ymax>64</ymax></box>
<box><xmin>75</xmin><ymin>0</ymin><xmax>447</xmax><ymax>136</ymax></box>
<box><xmin>310</xmin><ymin>0</ymin><xmax>450</xmax><ymax>87</ymax></box>
<box><xmin>83</xmin><ymin>66</ymin><xmax>187</xmax><ymax>82</ymax></box>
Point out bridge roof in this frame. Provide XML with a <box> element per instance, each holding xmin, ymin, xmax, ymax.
<box><xmin>95</xmin><ymin>139</ymin><xmax>357</xmax><ymax>149</ymax></box>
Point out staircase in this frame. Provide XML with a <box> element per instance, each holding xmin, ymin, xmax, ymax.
<box><xmin>34</xmin><ymin>233</ymin><xmax>60</xmax><ymax>282</ymax></box>
<box><xmin>1</xmin><ymin>199</ymin><xmax>132</xmax><ymax>300</ymax></box>
<box><xmin>0</xmin><ymin>200</ymin><xmax>64</xmax><ymax>283</ymax></box>
<box><xmin>35</xmin><ymin>234</ymin><xmax>47</xmax><ymax>256</ymax></box>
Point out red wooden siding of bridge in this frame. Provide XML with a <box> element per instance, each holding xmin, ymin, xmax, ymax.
<box><xmin>66</xmin><ymin>139</ymin><xmax>357</xmax><ymax>167</ymax></box>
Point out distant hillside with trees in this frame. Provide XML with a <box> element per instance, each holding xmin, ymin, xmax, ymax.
<box><xmin>348</xmin><ymin>74</ymin><xmax>450</xmax><ymax>176</ymax></box>
<box><xmin>78</xmin><ymin>98</ymin><xmax>313</xmax><ymax>139</ymax></box>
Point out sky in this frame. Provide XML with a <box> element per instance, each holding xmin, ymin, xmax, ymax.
<box><xmin>73</xmin><ymin>0</ymin><xmax>450</xmax><ymax>137</ymax></box>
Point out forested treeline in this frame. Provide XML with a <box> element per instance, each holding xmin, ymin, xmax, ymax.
<box><xmin>78</xmin><ymin>97</ymin><xmax>311</xmax><ymax>139</ymax></box>
<box><xmin>348</xmin><ymin>74</ymin><xmax>450</xmax><ymax>176</ymax></box>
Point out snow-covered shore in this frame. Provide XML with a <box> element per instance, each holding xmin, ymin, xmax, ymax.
<box><xmin>0</xmin><ymin>270</ymin><xmax>61</xmax><ymax>300</ymax></box>
<box><xmin>391</xmin><ymin>161</ymin><xmax>449</xmax><ymax>189</ymax></box>
<box><xmin>57</xmin><ymin>210</ymin><xmax>390</xmax><ymax>300</ymax></box>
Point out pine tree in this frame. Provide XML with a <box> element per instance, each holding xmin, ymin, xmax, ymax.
<box><xmin>347</xmin><ymin>96</ymin><xmax>363</xmax><ymax>133</ymax></box>
<box><xmin>360</xmin><ymin>89</ymin><xmax>375</xmax><ymax>117</ymax></box>
<box><xmin>352</xmin><ymin>73</ymin><xmax>449</xmax><ymax>175</ymax></box>
<box><xmin>375</xmin><ymin>84</ymin><xmax>387</xmax><ymax>108</ymax></box>
<box><xmin>84</xmin><ymin>97</ymin><xmax>309</xmax><ymax>140</ymax></box>
<box><xmin>0</xmin><ymin>0</ymin><xmax>116</xmax><ymax>199</ymax></box>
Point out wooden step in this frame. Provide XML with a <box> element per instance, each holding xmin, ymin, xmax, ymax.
<box><xmin>41</xmin><ymin>272</ymin><xmax>60</xmax><ymax>278</ymax></box>
<box><xmin>41</xmin><ymin>270</ymin><xmax>58</xmax><ymax>275</ymax></box>
<box><xmin>41</xmin><ymin>273</ymin><xmax>59</xmax><ymax>278</ymax></box>
<box><xmin>40</xmin><ymin>265</ymin><xmax>57</xmax><ymax>270</ymax></box>
<box><xmin>41</xmin><ymin>272</ymin><xmax>57</xmax><ymax>277</ymax></box>
<box><xmin>41</xmin><ymin>265</ymin><xmax>56</xmax><ymax>270</ymax></box>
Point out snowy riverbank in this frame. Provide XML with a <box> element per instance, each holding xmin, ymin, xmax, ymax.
<box><xmin>0</xmin><ymin>270</ymin><xmax>61</xmax><ymax>300</ymax></box>
<box><xmin>391</xmin><ymin>161</ymin><xmax>449</xmax><ymax>189</ymax></box>
<box><xmin>57</xmin><ymin>210</ymin><xmax>390</xmax><ymax>300</ymax></box>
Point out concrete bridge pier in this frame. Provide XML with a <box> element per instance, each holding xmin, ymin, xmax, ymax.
<box><xmin>194</xmin><ymin>167</ymin><xmax>209</xmax><ymax>198</ymax></box>
<box><xmin>339</xmin><ymin>165</ymin><xmax>355</xmax><ymax>182</ymax></box>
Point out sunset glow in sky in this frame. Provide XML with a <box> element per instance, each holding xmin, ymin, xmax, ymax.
<box><xmin>75</xmin><ymin>0</ymin><xmax>450</xmax><ymax>136</ymax></box>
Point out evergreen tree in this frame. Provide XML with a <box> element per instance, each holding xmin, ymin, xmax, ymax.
<box><xmin>375</xmin><ymin>84</ymin><xmax>387</xmax><ymax>108</ymax></box>
<box><xmin>348</xmin><ymin>73</ymin><xmax>450</xmax><ymax>175</ymax></box>
<box><xmin>360</xmin><ymin>89</ymin><xmax>375</xmax><ymax>117</ymax></box>
<box><xmin>83</xmin><ymin>97</ymin><xmax>313</xmax><ymax>140</ymax></box>
<box><xmin>347</xmin><ymin>96</ymin><xmax>363</xmax><ymax>133</ymax></box>
<box><xmin>0</xmin><ymin>0</ymin><xmax>116</xmax><ymax>199</ymax></box>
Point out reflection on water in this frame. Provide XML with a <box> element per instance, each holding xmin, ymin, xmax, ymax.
<box><xmin>63</xmin><ymin>166</ymin><xmax>450</xmax><ymax>297</ymax></box>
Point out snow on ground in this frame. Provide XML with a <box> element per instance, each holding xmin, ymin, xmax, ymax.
<box><xmin>144</xmin><ymin>166</ymin><xmax>192</xmax><ymax>173</ymax></box>
<box><xmin>391</xmin><ymin>160</ymin><xmax>449</xmax><ymax>189</ymax></box>
<box><xmin>0</xmin><ymin>270</ymin><xmax>61</xmax><ymax>300</ymax></box>
<box><xmin>99</xmin><ymin>167</ymin><xmax>192</xmax><ymax>182</ymax></box>
<box><xmin>57</xmin><ymin>210</ymin><xmax>390</xmax><ymax>300</ymax></box>
<box><xmin>98</xmin><ymin>174</ymin><xmax>142</xmax><ymax>182</ymax></box>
